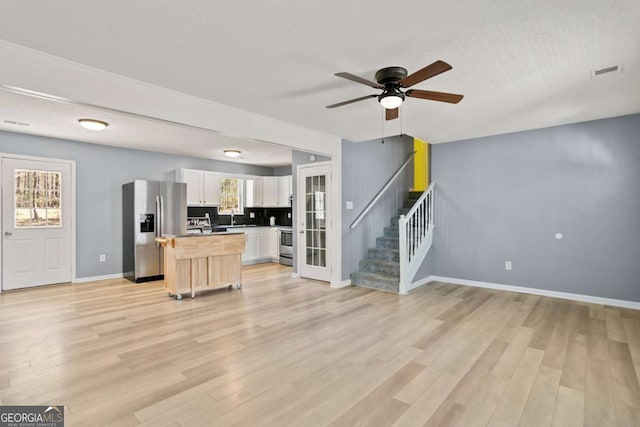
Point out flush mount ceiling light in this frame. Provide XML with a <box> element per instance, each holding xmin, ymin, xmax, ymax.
<box><xmin>78</xmin><ymin>118</ymin><xmax>108</xmax><ymax>131</ymax></box>
<box><xmin>224</xmin><ymin>149</ymin><xmax>241</xmax><ymax>158</ymax></box>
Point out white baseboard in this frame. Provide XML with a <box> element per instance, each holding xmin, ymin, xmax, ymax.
<box><xmin>419</xmin><ymin>275</ymin><xmax>640</xmax><ymax>310</ymax></box>
<box><xmin>290</xmin><ymin>272</ymin><xmax>300</xmax><ymax>278</ymax></box>
<box><xmin>407</xmin><ymin>276</ymin><xmax>432</xmax><ymax>292</ymax></box>
<box><xmin>73</xmin><ymin>273</ymin><xmax>124</xmax><ymax>283</ymax></box>
<box><xmin>331</xmin><ymin>279</ymin><xmax>352</xmax><ymax>289</ymax></box>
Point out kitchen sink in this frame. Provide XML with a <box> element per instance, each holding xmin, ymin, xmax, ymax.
<box><xmin>226</xmin><ymin>224</ymin><xmax>257</xmax><ymax>228</ymax></box>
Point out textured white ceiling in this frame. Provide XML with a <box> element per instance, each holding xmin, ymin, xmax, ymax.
<box><xmin>0</xmin><ymin>0</ymin><xmax>639</xmax><ymax>149</ymax></box>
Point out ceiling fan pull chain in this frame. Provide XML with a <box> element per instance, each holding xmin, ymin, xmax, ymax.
<box><xmin>381</xmin><ymin>108</ymin><xmax>385</xmax><ymax>144</ymax></box>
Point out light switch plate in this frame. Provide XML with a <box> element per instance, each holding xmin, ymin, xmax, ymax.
<box><xmin>346</xmin><ymin>201</ymin><xmax>353</xmax><ymax>210</ymax></box>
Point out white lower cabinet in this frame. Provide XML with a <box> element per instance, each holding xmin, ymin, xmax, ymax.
<box><xmin>261</xmin><ymin>227</ymin><xmax>279</xmax><ymax>261</ymax></box>
<box><xmin>240</xmin><ymin>227</ymin><xmax>281</xmax><ymax>265</ymax></box>
<box><xmin>241</xmin><ymin>228</ymin><xmax>261</xmax><ymax>264</ymax></box>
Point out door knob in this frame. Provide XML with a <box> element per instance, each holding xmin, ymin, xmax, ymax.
<box><xmin>4</xmin><ymin>231</ymin><xmax>12</xmax><ymax>236</ymax></box>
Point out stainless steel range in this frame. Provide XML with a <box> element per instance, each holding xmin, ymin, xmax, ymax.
<box><xmin>279</xmin><ymin>228</ymin><xmax>293</xmax><ymax>266</ymax></box>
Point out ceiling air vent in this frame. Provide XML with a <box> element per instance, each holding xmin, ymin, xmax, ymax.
<box><xmin>592</xmin><ymin>65</ymin><xmax>623</xmax><ymax>79</ymax></box>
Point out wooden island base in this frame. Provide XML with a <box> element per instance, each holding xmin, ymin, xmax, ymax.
<box><xmin>156</xmin><ymin>233</ymin><xmax>245</xmax><ymax>299</ymax></box>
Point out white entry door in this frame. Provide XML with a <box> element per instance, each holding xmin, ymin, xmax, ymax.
<box><xmin>297</xmin><ymin>163</ymin><xmax>331</xmax><ymax>282</ymax></box>
<box><xmin>2</xmin><ymin>157</ymin><xmax>72</xmax><ymax>290</ymax></box>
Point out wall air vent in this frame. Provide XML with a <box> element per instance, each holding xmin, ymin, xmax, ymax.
<box><xmin>591</xmin><ymin>65</ymin><xmax>623</xmax><ymax>79</ymax></box>
<box><xmin>3</xmin><ymin>120</ymin><xmax>30</xmax><ymax>127</ymax></box>
<box><xmin>595</xmin><ymin>65</ymin><xmax>618</xmax><ymax>75</ymax></box>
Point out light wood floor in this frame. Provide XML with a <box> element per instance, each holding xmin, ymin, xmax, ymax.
<box><xmin>1</xmin><ymin>264</ymin><xmax>639</xmax><ymax>426</ymax></box>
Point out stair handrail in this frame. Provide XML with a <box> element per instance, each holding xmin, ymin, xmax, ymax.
<box><xmin>398</xmin><ymin>181</ymin><xmax>435</xmax><ymax>294</ymax></box>
<box><xmin>350</xmin><ymin>151</ymin><xmax>416</xmax><ymax>229</ymax></box>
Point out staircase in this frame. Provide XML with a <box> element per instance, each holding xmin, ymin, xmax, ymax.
<box><xmin>350</xmin><ymin>191</ymin><xmax>423</xmax><ymax>292</ymax></box>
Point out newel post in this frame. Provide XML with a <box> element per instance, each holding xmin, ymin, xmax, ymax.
<box><xmin>398</xmin><ymin>214</ymin><xmax>408</xmax><ymax>295</ymax></box>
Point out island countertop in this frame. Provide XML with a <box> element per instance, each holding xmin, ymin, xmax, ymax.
<box><xmin>162</xmin><ymin>231</ymin><xmax>245</xmax><ymax>238</ymax></box>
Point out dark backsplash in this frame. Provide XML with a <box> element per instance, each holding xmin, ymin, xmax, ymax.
<box><xmin>187</xmin><ymin>206</ymin><xmax>292</xmax><ymax>227</ymax></box>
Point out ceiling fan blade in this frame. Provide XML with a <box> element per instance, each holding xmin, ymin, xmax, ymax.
<box><xmin>325</xmin><ymin>94</ymin><xmax>377</xmax><ymax>109</ymax></box>
<box><xmin>399</xmin><ymin>60</ymin><xmax>452</xmax><ymax>88</ymax></box>
<box><xmin>385</xmin><ymin>108</ymin><xmax>399</xmax><ymax>121</ymax></box>
<box><xmin>405</xmin><ymin>89</ymin><xmax>464</xmax><ymax>104</ymax></box>
<box><xmin>335</xmin><ymin>72</ymin><xmax>385</xmax><ymax>89</ymax></box>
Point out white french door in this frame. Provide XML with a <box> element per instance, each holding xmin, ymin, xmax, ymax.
<box><xmin>1</xmin><ymin>156</ymin><xmax>73</xmax><ymax>290</ymax></box>
<box><xmin>297</xmin><ymin>163</ymin><xmax>332</xmax><ymax>282</ymax></box>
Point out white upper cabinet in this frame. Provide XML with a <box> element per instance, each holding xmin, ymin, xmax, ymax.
<box><xmin>262</xmin><ymin>177</ymin><xmax>279</xmax><ymax>207</ymax></box>
<box><xmin>202</xmin><ymin>172</ymin><xmax>220</xmax><ymax>206</ymax></box>
<box><xmin>181</xmin><ymin>169</ymin><xmax>204</xmax><ymax>206</ymax></box>
<box><xmin>245</xmin><ymin>177</ymin><xmax>263</xmax><ymax>208</ymax></box>
<box><xmin>177</xmin><ymin>169</ymin><xmax>291</xmax><ymax>208</ymax></box>
<box><xmin>177</xmin><ymin>169</ymin><xmax>220</xmax><ymax>206</ymax></box>
<box><xmin>277</xmin><ymin>175</ymin><xmax>292</xmax><ymax>207</ymax></box>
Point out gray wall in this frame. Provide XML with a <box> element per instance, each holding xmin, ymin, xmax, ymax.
<box><xmin>291</xmin><ymin>149</ymin><xmax>331</xmax><ymax>273</ymax></box>
<box><xmin>341</xmin><ymin>135</ymin><xmax>414</xmax><ymax>280</ymax></box>
<box><xmin>419</xmin><ymin>113</ymin><xmax>640</xmax><ymax>302</ymax></box>
<box><xmin>273</xmin><ymin>165</ymin><xmax>292</xmax><ymax>176</ymax></box>
<box><xmin>0</xmin><ymin>131</ymin><xmax>276</xmax><ymax>279</ymax></box>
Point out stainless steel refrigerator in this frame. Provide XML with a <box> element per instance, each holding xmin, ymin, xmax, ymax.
<box><xmin>123</xmin><ymin>180</ymin><xmax>187</xmax><ymax>282</ymax></box>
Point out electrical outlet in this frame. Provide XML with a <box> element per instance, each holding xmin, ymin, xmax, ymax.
<box><xmin>99</xmin><ymin>254</ymin><xmax>106</xmax><ymax>263</ymax></box>
<box><xmin>287</xmin><ymin>212</ymin><xmax>291</xmax><ymax>218</ymax></box>
<box><xmin>505</xmin><ymin>261</ymin><xmax>512</xmax><ymax>271</ymax></box>
<box><xmin>346</xmin><ymin>201</ymin><xmax>353</xmax><ymax>210</ymax></box>
<box><xmin>249</xmin><ymin>212</ymin><xmax>255</xmax><ymax>218</ymax></box>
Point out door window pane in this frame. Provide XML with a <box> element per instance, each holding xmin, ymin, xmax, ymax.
<box><xmin>13</xmin><ymin>169</ymin><xmax>62</xmax><ymax>228</ymax></box>
<box><xmin>304</xmin><ymin>174</ymin><xmax>327</xmax><ymax>267</ymax></box>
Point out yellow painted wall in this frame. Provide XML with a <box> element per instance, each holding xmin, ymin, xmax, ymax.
<box><xmin>413</xmin><ymin>137</ymin><xmax>430</xmax><ymax>191</ymax></box>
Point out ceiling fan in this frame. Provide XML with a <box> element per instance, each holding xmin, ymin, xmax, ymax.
<box><xmin>326</xmin><ymin>60</ymin><xmax>463</xmax><ymax>120</ymax></box>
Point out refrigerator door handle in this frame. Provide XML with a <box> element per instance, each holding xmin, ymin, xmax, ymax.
<box><xmin>156</xmin><ymin>196</ymin><xmax>161</xmax><ymax>247</ymax></box>
<box><xmin>160</xmin><ymin>196</ymin><xmax>164</xmax><ymax>235</ymax></box>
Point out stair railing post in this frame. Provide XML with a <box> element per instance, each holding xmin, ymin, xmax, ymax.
<box><xmin>431</xmin><ymin>187</ymin><xmax>435</xmax><ymax>230</ymax></box>
<box><xmin>398</xmin><ymin>214</ymin><xmax>408</xmax><ymax>295</ymax></box>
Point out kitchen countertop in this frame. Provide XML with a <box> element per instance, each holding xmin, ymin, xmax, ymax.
<box><xmin>165</xmin><ymin>231</ymin><xmax>245</xmax><ymax>238</ymax></box>
<box><xmin>221</xmin><ymin>225</ymin><xmax>292</xmax><ymax>230</ymax></box>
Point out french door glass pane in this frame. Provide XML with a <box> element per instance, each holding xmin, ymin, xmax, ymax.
<box><xmin>13</xmin><ymin>169</ymin><xmax>62</xmax><ymax>228</ymax></box>
<box><xmin>305</xmin><ymin>173</ymin><xmax>327</xmax><ymax>267</ymax></box>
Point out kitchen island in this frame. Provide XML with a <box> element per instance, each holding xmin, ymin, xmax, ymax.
<box><xmin>155</xmin><ymin>232</ymin><xmax>245</xmax><ymax>299</ymax></box>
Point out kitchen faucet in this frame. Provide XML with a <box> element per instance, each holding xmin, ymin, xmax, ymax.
<box><xmin>230</xmin><ymin>208</ymin><xmax>235</xmax><ymax>226</ymax></box>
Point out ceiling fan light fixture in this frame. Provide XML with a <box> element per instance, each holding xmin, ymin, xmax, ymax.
<box><xmin>224</xmin><ymin>149</ymin><xmax>241</xmax><ymax>158</ymax></box>
<box><xmin>378</xmin><ymin>89</ymin><xmax>405</xmax><ymax>109</ymax></box>
<box><xmin>78</xmin><ymin>118</ymin><xmax>108</xmax><ymax>131</ymax></box>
